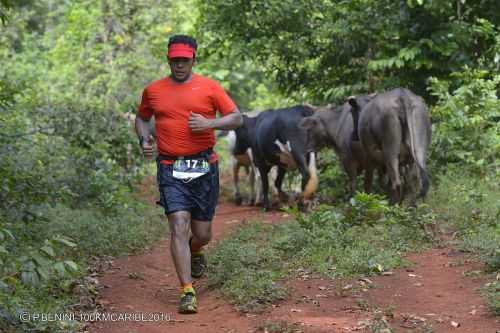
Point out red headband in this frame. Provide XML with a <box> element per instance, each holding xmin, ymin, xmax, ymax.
<box><xmin>167</xmin><ymin>43</ymin><xmax>195</xmax><ymax>59</ymax></box>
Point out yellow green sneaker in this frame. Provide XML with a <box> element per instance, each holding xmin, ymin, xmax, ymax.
<box><xmin>178</xmin><ymin>287</ymin><xmax>197</xmax><ymax>314</ymax></box>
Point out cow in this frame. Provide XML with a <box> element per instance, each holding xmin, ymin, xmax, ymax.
<box><xmin>348</xmin><ymin>88</ymin><xmax>432</xmax><ymax>204</ymax></box>
<box><xmin>298</xmin><ymin>96</ymin><xmax>383</xmax><ymax>197</ymax></box>
<box><xmin>234</xmin><ymin>106</ymin><xmax>319</xmax><ymax>210</ymax></box>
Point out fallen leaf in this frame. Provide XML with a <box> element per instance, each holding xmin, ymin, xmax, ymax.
<box><xmin>382</xmin><ymin>271</ymin><xmax>394</xmax><ymax>276</ymax></box>
<box><xmin>359</xmin><ymin>278</ymin><xmax>373</xmax><ymax>284</ymax></box>
<box><xmin>291</xmin><ymin>308</ymin><xmax>302</xmax><ymax>312</ymax></box>
<box><xmin>469</xmin><ymin>309</ymin><xmax>477</xmax><ymax>315</ymax></box>
<box><xmin>318</xmin><ymin>286</ymin><xmax>327</xmax><ymax>290</ymax></box>
<box><xmin>451</xmin><ymin>321</ymin><xmax>460</xmax><ymax>328</ymax></box>
<box><xmin>342</xmin><ymin>284</ymin><xmax>353</xmax><ymax>290</ymax></box>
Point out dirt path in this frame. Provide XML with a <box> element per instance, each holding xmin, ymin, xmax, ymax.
<box><xmin>89</xmin><ymin>203</ymin><xmax>285</xmax><ymax>333</ymax></box>
<box><xmin>88</xmin><ymin>199</ymin><xmax>499</xmax><ymax>333</ymax></box>
<box><xmin>262</xmin><ymin>249</ymin><xmax>499</xmax><ymax>332</ymax></box>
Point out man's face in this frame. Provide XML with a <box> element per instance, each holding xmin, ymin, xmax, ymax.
<box><xmin>168</xmin><ymin>57</ymin><xmax>194</xmax><ymax>82</ymax></box>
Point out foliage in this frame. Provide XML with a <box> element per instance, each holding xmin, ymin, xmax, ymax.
<box><xmin>0</xmin><ymin>1</ymin><xmax>173</xmax><ymax>331</ymax></box>
<box><xmin>169</xmin><ymin>0</ymin><xmax>289</xmax><ymax>111</ymax></box>
<box><xmin>197</xmin><ymin>0</ymin><xmax>500</xmax><ymax>103</ymax></box>
<box><xmin>428</xmin><ymin>68</ymin><xmax>500</xmax><ymax>173</ymax></box>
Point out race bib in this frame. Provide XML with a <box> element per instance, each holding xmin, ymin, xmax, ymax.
<box><xmin>172</xmin><ymin>159</ymin><xmax>210</xmax><ymax>180</ymax></box>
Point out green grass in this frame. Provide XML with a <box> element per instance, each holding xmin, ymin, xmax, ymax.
<box><xmin>207</xmin><ymin>194</ymin><xmax>432</xmax><ymax>312</ymax></box>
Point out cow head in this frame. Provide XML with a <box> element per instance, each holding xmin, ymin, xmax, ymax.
<box><xmin>298</xmin><ymin>106</ymin><xmax>331</xmax><ymax>152</ymax></box>
<box><xmin>233</xmin><ymin>115</ymin><xmax>255</xmax><ymax>155</ymax></box>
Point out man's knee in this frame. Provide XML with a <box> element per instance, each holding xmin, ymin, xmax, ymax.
<box><xmin>194</xmin><ymin>231</ymin><xmax>211</xmax><ymax>245</ymax></box>
<box><xmin>168</xmin><ymin>213</ymin><xmax>191</xmax><ymax>239</ymax></box>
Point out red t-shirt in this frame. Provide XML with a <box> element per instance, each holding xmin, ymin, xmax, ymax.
<box><xmin>138</xmin><ymin>74</ymin><xmax>236</xmax><ymax>161</ymax></box>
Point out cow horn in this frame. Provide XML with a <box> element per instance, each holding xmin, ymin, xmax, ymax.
<box><xmin>302</xmin><ymin>152</ymin><xmax>318</xmax><ymax>199</ymax></box>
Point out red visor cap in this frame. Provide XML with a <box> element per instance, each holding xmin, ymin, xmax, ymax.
<box><xmin>167</xmin><ymin>43</ymin><xmax>195</xmax><ymax>59</ymax></box>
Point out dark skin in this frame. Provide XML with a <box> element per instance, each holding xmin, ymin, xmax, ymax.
<box><xmin>135</xmin><ymin>54</ymin><xmax>242</xmax><ymax>287</ymax></box>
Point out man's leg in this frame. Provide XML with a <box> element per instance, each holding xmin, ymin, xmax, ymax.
<box><xmin>168</xmin><ymin>211</ymin><xmax>192</xmax><ymax>284</ymax></box>
<box><xmin>190</xmin><ymin>219</ymin><xmax>212</xmax><ymax>250</ymax></box>
<box><xmin>167</xmin><ymin>210</ymin><xmax>197</xmax><ymax>314</ymax></box>
<box><xmin>190</xmin><ymin>219</ymin><xmax>212</xmax><ymax>278</ymax></box>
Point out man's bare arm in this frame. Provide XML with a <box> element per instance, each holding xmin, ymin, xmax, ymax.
<box><xmin>135</xmin><ymin>113</ymin><xmax>154</xmax><ymax>158</ymax></box>
<box><xmin>135</xmin><ymin>113</ymin><xmax>153</xmax><ymax>139</ymax></box>
<box><xmin>188</xmin><ymin>108</ymin><xmax>243</xmax><ymax>132</ymax></box>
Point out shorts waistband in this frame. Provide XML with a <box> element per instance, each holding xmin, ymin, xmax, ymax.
<box><xmin>157</xmin><ymin>147</ymin><xmax>213</xmax><ymax>162</ymax></box>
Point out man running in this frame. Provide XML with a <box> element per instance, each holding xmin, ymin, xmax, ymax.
<box><xmin>135</xmin><ymin>35</ymin><xmax>242</xmax><ymax>314</ymax></box>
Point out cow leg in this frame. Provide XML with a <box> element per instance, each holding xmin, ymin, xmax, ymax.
<box><xmin>342</xmin><ymin>159</ymin><xmax>358</xmax><ymax>197</ymax></box>
<box><xmin>232</xmin><ymin>158</ymin><xmax>243</xmax><ymax>205</ymax></box>
<box><xmin>274</xmin><ymin>166</ymin><xmax>288</xmax><ymax>203</ymax></box>
<box><xmin>248</xmin><ymin>165</ymin><xmax>256</xmax><ymax>206</ymax></box>
<box><xmin>258</xmin><ymin>165</ymin><xmax>271</xmax><ymax>211</ymax></box>
<box><xmin>385</xmin><ymin>157</ymin><xmax>402</xmax><ymax>204</ymax></box>
<box><xmin>382</xmin><ymin>124</ymin><xmax>403</xmax><ymax>204</ymax></box>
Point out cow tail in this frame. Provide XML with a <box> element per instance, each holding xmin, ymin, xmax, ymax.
<box><xmin>400</xmin><ymin>91</ymin><xmax>429</xmax><ymax>198</ymax></box>
<box><xmin>303</xmin><ymin>152</ymin><xmax>319</xmax><ymax>199</ymax></box>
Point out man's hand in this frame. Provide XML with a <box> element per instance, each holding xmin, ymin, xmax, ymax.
<box><xmin>141</xmin><ymin>136</ymin><xmax>155</xmax><ymax>159</ymax></box>
<box><xmin>188</xmin><ymin>112</ymin><xmax>213</xmax><ymax>132</ymax></box>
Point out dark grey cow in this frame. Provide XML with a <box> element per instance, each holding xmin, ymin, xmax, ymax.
<box><xmin>234</xmin><ymin>106</ymin><xmax>318</xmax><ymax>210</ymax></box>
<box><xmin>298</xmin><ymin>97</ymin><xmax>381</xmax><ymax>196</ymax></box>
<box><xmin>348</xmin><ymin>88</ymin><xmax>432</xmax><ymax>204</ymax></box>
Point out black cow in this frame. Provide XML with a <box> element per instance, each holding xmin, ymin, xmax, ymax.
<box><xmin>234</xmin><ymin>106</ymin><xmax>318</xmax><ymax>210</ymax></box>
<box><xmin>348</xmin><ymin>88</ymin><xmax>432</xmax><ymax>204</ymax></box>
<box><xmin>298</xmin><ymin>96</ymin><xmax>384</xmax><ymax>196</ymax></box>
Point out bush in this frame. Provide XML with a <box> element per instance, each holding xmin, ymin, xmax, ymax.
<box><xmin>428</xmin><ymin>68</ymin><xmax>500</xmax><ymax>174</ymax></box>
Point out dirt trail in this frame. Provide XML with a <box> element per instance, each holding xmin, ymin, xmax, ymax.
<box><xmin>263</xmin><ymin>249</ymin><xmax>499</xmax><ymax>332</ymax></box>
<box><xmin>88</xmin><ymin>192</ymin><xmax>498</xmax><ymax>333</ymax></box>
<box><xmin>89</xmin><ymin>203</ymin><xmax>285</xmax><ymax>333</ymax></box>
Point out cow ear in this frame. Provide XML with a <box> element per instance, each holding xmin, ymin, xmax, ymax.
<box><xmin>299</xmin><ymin>117</ymin><xmax>317</xmax><ymax>130</ymax></box>
<box><xmin>347</xmin><ymin>96</ymin><xmax>358</xmax><ymax>109</ymax></box>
